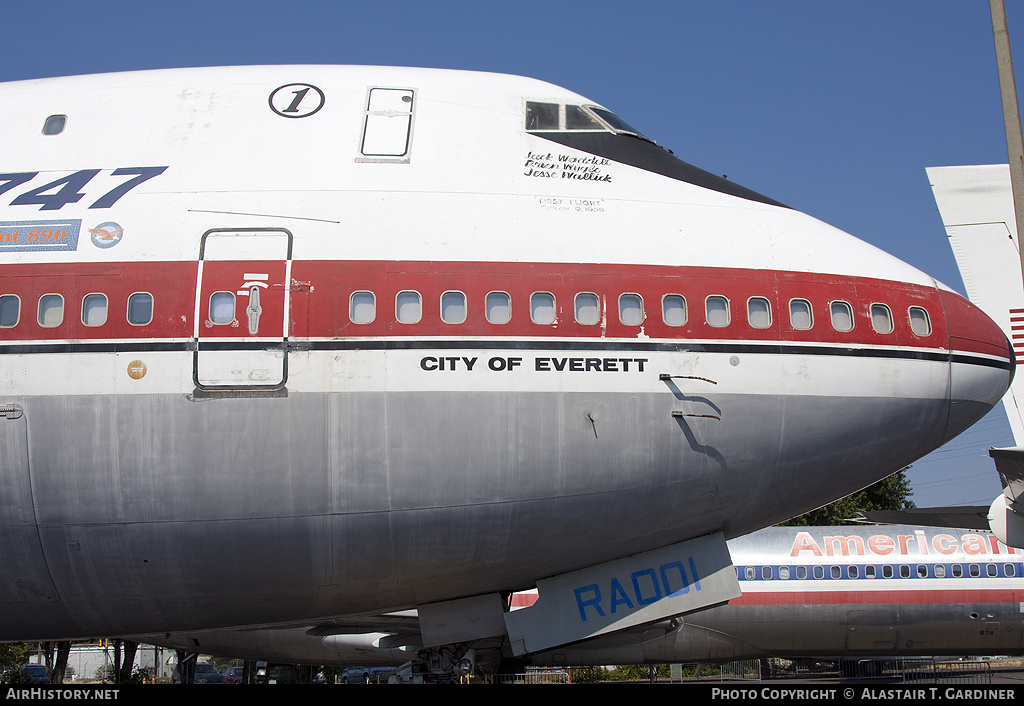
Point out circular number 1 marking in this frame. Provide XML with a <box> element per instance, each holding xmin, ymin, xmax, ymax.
<box><xmin>269</xmin><ymin>83</ymin><xmax>325</xmax><ymax>118</ymax></box>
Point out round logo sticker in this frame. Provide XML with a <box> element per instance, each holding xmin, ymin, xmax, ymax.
<box><xmin>89</xmin><ymin>222</ymin><xmax>124</xmax><ymax>249</ymax></box>
<box><xmin>127</xmin><ymin>360</ymin><xmax>147</xmax><ymax>380</ymax></box>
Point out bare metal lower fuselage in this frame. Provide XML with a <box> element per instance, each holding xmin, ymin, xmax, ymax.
<box><xmin>1</xmin><ymin>381</ymin><xmax>973</xmax><ymax>639</ymax></box>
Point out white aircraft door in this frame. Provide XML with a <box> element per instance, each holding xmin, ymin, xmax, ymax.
<box><xmin>193</xmin><ymin>229</ymin><xmax>292</xmax><ymax>391</ymax></box>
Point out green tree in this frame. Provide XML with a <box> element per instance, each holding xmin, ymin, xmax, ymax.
<box><xmin>606</xmin><ymin>663</ymin><xmax>670</xmax><ymax>681</ymax></box>
<box><xmin>568</xmin><ymin>665</ymin><xmax>607</xmax><ymax>683</ymax></box>
<box><xmin>778</xmin><ymin>468</ymin><xmax>915</xmax><ymax>527</ymax></box>
<box><xmin>0</xmin><ymin>643</ymin><xmax>31</xmax><ymax>683</ymax></box>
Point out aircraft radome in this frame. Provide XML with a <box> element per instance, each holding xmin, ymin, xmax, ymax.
<box><xmin>0</xmin><ymin>67</ymin><xmax>1012</xmax><ymax>674</ymax></box>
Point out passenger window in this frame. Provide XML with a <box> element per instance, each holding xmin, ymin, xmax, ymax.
<box><xmin>619</xmin><ymin>294</ymin><xmax>643</xmax><ymax>326</ymax></box>
<box><xmin>865</xmin><ymin>565</ymin><xmax>876</xmax><ymax>578</ymax></box>
<box><xmin>706</xmin><ymin>295</ymin><xmax>730</xmax><ymax>327</ymax></box>
<box><xmin>396</xmin><ymin>291</ymin><xmax>422</xmax><ymax>324</ymax></box>
<box><xmin>1006</xmin><ymin>563</ymin><xmax>1016</xmax><ymax>578</ymax></box>
<box><xmin>969</xmin><ymin>564</ymin><xmax>980</xmax><ymax>577</ymax></box>
<box><xmin>848</xmin><ymin>565</ymin><xmax>859</xmax><ymax>579</ymax></box>
<box><xmin>761</xmin><ymin>566</ymin><xmax>773</xmax><ymax>580</ymax></box>
<box><xmin>812</xmin><ymin>566</ymin><xmax>824</xmax><ymax>579</ymax></box>
<box><xmin>935</xmin><ymin>564</ymin><xmax>945</xmax><ymax>578</ymax></box>
<box><xmin>987</xmin><ymin>563</ymin><xmax>998</xmax><ymax>577</ymax></box>
<box><xmin>127</xmin><ymin>292</ymin><xmax>153</xmax><ymax>326</ymax></box>
<box><xmin>209</xmin><ymin>292</ymin><xmax>235</xmax><ymax>325</ymax></box>
<box><xmin>525</xmin><ymin>102</ymin><xmax>560</xmax><ymax>131</ymax></box>
<box><xmin>882</xmin><ymin>565</ymin><xmax>893</xmax><ymax>578</ymax></box>
<box><xmin>531</xmin><ymin>292</ymin><xmax>556</xmax><ymax>325</ymax></box>
<box><xmin>779</xmin><ymin>566</ymin><xmax>790</xmax><ymax>579</ymax></box>
<box><xmin>796</xmin><ymin>566</ymin><xmax>807</xmax><ymax>579</ymax></box>
<box><xmin>349</xmin><ymin>291</ymin><xmax>376</xmax><ymax>324</ymax></box>
<box><xmin>0</xmin><ymin>295</ymin><xmax>20</xmax><ymax>328</ymax></box>
<box><xmin>871</xmin><ymin>303</ymin><xmax>893</xmax><ymax>334</ymax></box>
<box><xmin>37</xmin><ymin>294</ymin><xmax>64</xmax><ymax>328</ymax></box>
<box><xmin>575</xmin><ymin>293</ymin><xmax>600</xmax><ymax>325</ymax></box>
<box><xmin>662</xmin><ymin>294</ymin><xmax>686</xmax><ymax>327</ymax></box>
<box><xmin>789</xmin><ymin>299</ymin><xmax>813</xmax><ymax>330</ymax></box>
<box><xmin>952</xmin><ymin>564</ymin><xmax>963</xmax><ymax>578</ymax></box>
<box><xmin>899</xmin><ymin>565</ymin><xmax>910</xmax><ymax>578</ymax></box>
<box><xmin>909</xmin><ymin>306</ymin><xmax>932</xmax><ymax>336</ymax></box>
<box><xmin>441</xmin><ymin>291</ymin><xmax>467</xmax><ymax>324</ymax></box>
<box><xmin>830</xmin><ymin>301</ymin><xmax>854</xmax><ymax>332</ymax></box>
<box><xmin>747</xmin><ymin>297</ymin><xmax>771</xmax><ymax>329</ymax></box>
<box><xmin>830</xmin><ymin>565</ymin><xmax>841</xmax><ymax>579</ymax></box>
<box><xmin>744</xmin><ymin>566</ymin><xmax>755</xmax><ymax>580</ymax></box>
<box><xmin>486</xmin><ymin>292</ymin><xmax>511</xmax><ymax>325</ymax></box>
<box><xmin>81</xmin><ymin>293</ymin><xmax>108</xmax><ymax>327</ymax></box>
<box><xmin>917</xmin><ymin>565</ymin><xmax>928</xmax><ymax>578</ymax></box>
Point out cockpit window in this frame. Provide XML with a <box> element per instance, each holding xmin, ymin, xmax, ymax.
<box><xmin>526</xmin><ymin>102</ymin><xmax>560</xmax><ymax>131</ymax></box>
<box><xmin>565</xmin><ymin>105</ymin><xmax>605</xmax><ymax>131</ymax></box>
<box><xmin>589</xmin><ymin>107</ymin><xmax>649</xmax><ymax>140</ymax></box>
<box><xmin>522</xmin><ymin>98</ymin><xmax>784</xmax><ymax>208</ymax></box>
<box><xmin>526</xmin><ymin>102</ymin><xmax>651</xmax><ymax>141</ymax></box>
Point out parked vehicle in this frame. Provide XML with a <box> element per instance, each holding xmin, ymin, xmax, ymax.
<box><xmin>341</xmin><ymin>666</ymin><xmax>392</xmax><ymax>684</ymax></box>
<box><xmin>22</xmin><ymin>665</ymin><xmax>47</xmax><ymax>684</ymax></box>
<box><xmin>172</xmin><ymin>662</ymin><xmax>226</xmax><ymax>684</ymax></box>
<box><xmin>254</xmin><ymin>662</ymin><xmax>279</xmax><ymax>684</ymax></box>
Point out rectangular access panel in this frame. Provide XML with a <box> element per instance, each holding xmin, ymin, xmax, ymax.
<box><xmin>359</xmin><ymin>87</ymin><xmax>415</xmax><ymax>160</ymax></box>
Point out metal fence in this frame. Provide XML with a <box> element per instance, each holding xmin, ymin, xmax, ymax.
<box><xmin>832</xmin><ymin>657</ymin><xmax>992</xmax><ymax>683</ymax></box>
<box><xmin>496</xmin><ymin>658</ymin><xmax>994</xmax><ymax>684</ymax></box>
<box><xmin>898</xmin><ymin>659</ymin><xmax>992</xmax><ymax>684</ymax></box>
<box><xmin>493</xmin><ymin>669</ymin><xmax>572</xmax><ymax>685</ymax></box>
<box><xmin>717</xmin><ymin>660</ymin><xmax>763</xmax><ymax>681</ymax></box>
<box><xmin>685</xmin><ymin>657</ymin><xmax>994</xmax><ymax>683</ymax></box>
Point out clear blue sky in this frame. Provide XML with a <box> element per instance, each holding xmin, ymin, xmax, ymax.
<box><xmin>4</xmin><ymin>1</ymin><xmax>1022</xmax><ymax>508</ymax></box>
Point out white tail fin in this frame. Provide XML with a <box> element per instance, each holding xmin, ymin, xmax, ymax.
<box><xmin>929</xmin><ymin>164</ymin><xmax>1024</xmax><ymax>545</ymax></box>
<box><xmin>928</xmin><ymin>164</ymin><xmax>1024</xmax><ymax>442</ymax></box>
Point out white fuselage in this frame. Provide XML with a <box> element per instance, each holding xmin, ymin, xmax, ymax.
<box><xmin>0</xmin><ymin>66</ymin><xmax>1012</xmax><ymax>640</ymax></box>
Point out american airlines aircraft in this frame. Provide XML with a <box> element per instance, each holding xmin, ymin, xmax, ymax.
<box><xmin>143</xmin><ymin>524</ymin><xmax>1024</xmax><ymax>680</ymax></box>
<box><xmin>0</xmin><ymin>66</ymin><xmax>1012</xmax><ymax>674</ymax></box>
<box><xmin>530</xmin><ymin>524</ymin><xmax>1024</xmax><ymax>667</ymax></box>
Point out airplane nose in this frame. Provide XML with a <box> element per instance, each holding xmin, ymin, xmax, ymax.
<box><xmin>940</xmin><ymin>289</ymin><xmax>1015</xmax><ymax>444</ymax></box>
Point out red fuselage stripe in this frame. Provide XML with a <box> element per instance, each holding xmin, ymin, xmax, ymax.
<box><xmin>0</xmin><ymin>260</ymin><xmax>1001</xmax><ymax>358</ymax></box>
<box><xmin>509</xmin><ymin>588</ymin><xmax>1016</xmax><ymax>609</ymax></box>
<box><xmin>729</xmin><ymin>588</ymin><xmax>1019</xmax><ymax>606</ymax></box>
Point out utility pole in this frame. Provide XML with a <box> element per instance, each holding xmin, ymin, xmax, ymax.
<box><xmin>991</xmin><ymin>0</ymin><xmax>1024</xmax><ymax>280</ymax></box>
